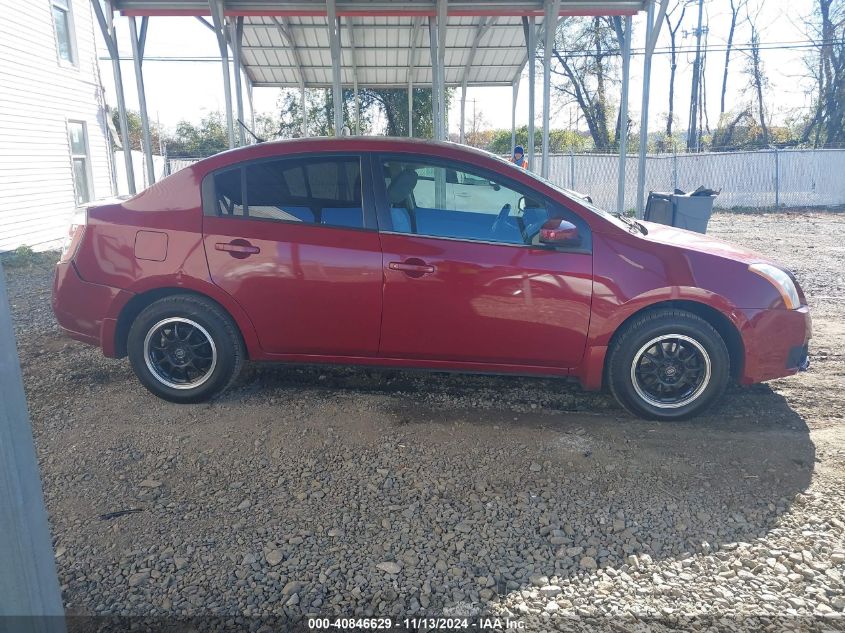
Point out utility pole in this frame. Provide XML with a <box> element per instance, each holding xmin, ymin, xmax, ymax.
<box><xmin>686</xmin><ymin>0</ymin><xmax>705</xmax><ymax>152</ymax></box>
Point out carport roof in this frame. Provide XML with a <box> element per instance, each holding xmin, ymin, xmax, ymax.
<box><xmin>113</xmin><ymin>1</ymin><xmax>647</xmax><ymax>88</ymax></box>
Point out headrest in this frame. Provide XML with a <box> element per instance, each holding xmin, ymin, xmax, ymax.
<box><xmin>386</xmin><ymin>169</ymin><xmax>419</xmax><ymax>205</ymax></box>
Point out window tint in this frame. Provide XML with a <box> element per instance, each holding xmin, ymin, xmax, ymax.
<box><xmin>212</xmin><ymin>156</ymin><xmax>364</xmax><ymax>229</ymax></box>
<box><xmin>382</xmin><ymin>160</ymin><xmax>552</xmax><ymax>245</ymax></box>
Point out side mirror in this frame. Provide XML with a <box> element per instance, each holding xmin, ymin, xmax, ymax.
<box><xmin>539</xmin><ymin>219</ymin><xmax>580</xmax><ymax>247</ymax></box>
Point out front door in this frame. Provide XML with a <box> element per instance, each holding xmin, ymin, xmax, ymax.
<box><xmin>376</xmin><ymin>157</ymin><xmax>593</xmax><ymax>368</ymax></box>
<box><xmin>202</xmin><ymin>154</ymin><xmax>383</xmax><ymax>357</ymax></box>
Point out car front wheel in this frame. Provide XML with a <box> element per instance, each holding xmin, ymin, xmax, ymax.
<box><xmin>127</xmin><ymin>294</ymin><xmax>244</xmax><ymax>403</ymax></box>
<box><xmin>606</xmin><ymin>309</ymin><xmax>730</xmax><ymax>420</ymax></box>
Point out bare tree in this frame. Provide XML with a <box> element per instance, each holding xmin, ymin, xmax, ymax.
<box><xmin>550</xmin><ymin>16</ymin><xmax>625</xmax><ymax>151</ymax></box>
<box><xmin>664</xmin><ymin>1</ymin><xmax>687</xmax><ymax>139</ymax></box>
<box><xmin>721</xmin><ymin>0</ymin><xmax>749</xmax><ymax>116</ymax></box>
<box><xmin>801</xmin><ymin>0</ymin><xmax>845</xmax><ymax>147</ymax></box>
<box><xmin>744</xmin><ymin>12</ymin><xmax>770</xmax><ymax>146</ymax></box>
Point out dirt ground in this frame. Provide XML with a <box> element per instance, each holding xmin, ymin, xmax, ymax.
<box><xmin>3</xmin><ymin>210</ymin><xmax>845</xmax><ymax>632</ymax></box>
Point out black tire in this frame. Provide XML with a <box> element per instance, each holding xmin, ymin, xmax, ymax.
<box><xmin>127</xmin><ymin>294</ymin><xmax>244</xmax><ymax>403</ymax></box>
<box><xmin>606</xmin><ymin>309</ymin><xmax>730</xmax><ymax>421</ymax></box>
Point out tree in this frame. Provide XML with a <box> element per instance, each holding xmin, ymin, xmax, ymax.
<box><xmin>109</xmin><ymin>109</ymin><xmax>164</xmax><ymax>153</ymax></box>
<box><xmin>721</xmin><ymin>0</ymin><xmax>749</xmax><ymax>116</ymax></box>
<box><xmin>664</xmin><ymin>1</ymin><xmax>688</xmax><ymax>139</ymax></box>
<box><xmin>743</xmin><ymin>6</ymin><xmax>770</xmax><ymax>147</ymax></box>
<box><xmin>166</xmin><ymin>112</ymin><xmax>229</xmax><ymax>157</ymax></box>
<box><xmin>800</xmin><ymin>0</ymin><xmax>845</xmax><ymax>147</ymax></box>
<box><xmin>550</xmin><ymin>16</ymin><xmax>627</xmax><ymax>151</ymax></box>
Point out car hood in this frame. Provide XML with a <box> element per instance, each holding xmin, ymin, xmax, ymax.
<box><xmin>638</xmin><ymin>220</ymin><xmax>780</xmax><ymax>267</ymax></box>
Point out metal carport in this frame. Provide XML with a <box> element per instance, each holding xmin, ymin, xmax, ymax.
<box><xmin>91</xmin><ymin>0</ymin><xmax>668</xmax><ymax>216</ymax></box>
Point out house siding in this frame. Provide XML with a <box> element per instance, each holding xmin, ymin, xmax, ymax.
<box><xmin>0</xmin><ymin>0</ymin><xmax>114</xmax><ymax>252</ymax></box>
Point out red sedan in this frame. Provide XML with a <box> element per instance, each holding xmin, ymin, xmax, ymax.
<box><xmin>52</xmin><ymin>138</ymin><xmax>810</xmax><ymax>420</ymax></box>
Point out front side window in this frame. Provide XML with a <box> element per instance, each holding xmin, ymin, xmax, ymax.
<box><xmin>211</xmin><ymin>156</ymin><xmax>364</xmax><ymax>229</ymax></box>
<box><xmin>68</xmin><ymin>121</ymin><xmax>90</xmax><ymax>204</ymax></box>
<box><xmin>52</xmin><ymin>0</ymin><xmax>76</xmax><ymax>64</ymax></box>
<box><xmin>381</xmin><ymin>159</ymin><xmax>553</xmax><ymax>245</ymax></box>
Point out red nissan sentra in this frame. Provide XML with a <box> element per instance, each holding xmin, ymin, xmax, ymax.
<box><xmin>51</xmin><ymin>138</ymin><xmax>810</xmax><ymax>420</ymax></box>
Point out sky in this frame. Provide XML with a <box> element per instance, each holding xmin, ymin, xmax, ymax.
<box><xmin>96</xmin><ymin>1</ymin><xmax>819</xmax><ymax>139</ymax></box>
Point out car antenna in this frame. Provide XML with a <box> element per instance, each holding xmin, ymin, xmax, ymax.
<box><xmin>237</xmin><ymin>119</ymin><xmax>265</xmax><ymax>143</ymax></box>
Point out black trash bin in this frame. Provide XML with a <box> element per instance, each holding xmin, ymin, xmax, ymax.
<box><xmin>644</xmin><ymin>187</ymin><xmax>719</xmax><ymax>234</ymax></box>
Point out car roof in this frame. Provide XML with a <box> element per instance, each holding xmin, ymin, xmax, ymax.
<box><xmin>194</xmin><ymin>136</ymin><xmax>510</xmax><ymax>170</ymax></box>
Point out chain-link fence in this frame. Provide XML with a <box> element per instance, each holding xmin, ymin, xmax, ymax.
<box><xmin>168</xmin><ymin>148</ymin><xmax>845</xmax><ymax>213</ymax></box>
<box><xmin>542</xmin><ymin>148</ymin><xmax>845</xmax><ymax>212</ymax></box>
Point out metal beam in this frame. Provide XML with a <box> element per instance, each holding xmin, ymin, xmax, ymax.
<box><xmin>524</xmin><ymin>15</ymin><xmax>536</xmax><ymax>170</ymax></box>
<box><xmin>272</xmin><ymin>17</ymin><xmax>308</xmax><ymax>136</ymax></box>
<box><xmin>326</xmin><ymin>0</ymin><xmax>343</xmax><ymax>135</ymax></box>
<box><xmin>209</xmin><ymin>0</ymin><xmax>235</xmax><ymax>148</ymax></box>
<box><xmin>230</xmin><ymin>16</ymin><xmax>246</xmax><ymax>145</ymax></box>
<box><xmin>128</xmin><ymin>16</ymin><xmax>155</xmax><ymax>186</ymax></box>
<box><xmin>0</xmin><ymin>260</ymin><xmax>66</xmax><ymax>633</ymax></box>
<box><xmin>541</xmin><ymin>0</ymin><xmax>560</xmax><ymax>178</ymax></box>
<box><xmin>346</xmin><ymin>16</ymin><xmax>360</xmax><ymax>134</ymax></box>
<box><xmin>436</xmin><ymin>0</ymin><xmax>448</xmax><ymax>140</ymax></box>
<box><xmin>111</xmin><ymin>0</ymin><xmax>647</xmax><ymax>15</ymax></box>
<box><xmin>616</xmin><ymin>14</ymin><xmax>631</xmax><ymax>214</ymax></box>
<box><xmin>407</xmin><ymin>17</ymin><xmax>421</xmax><ymax>138</ymax></box>
<box><xmin>511</xmin><ymin>77</ymin><xmax>519</xmax><ymax>152</ymax></box>
<box><xmin>91</xmin><ymin>0</ymin><xmax>136</xmax><ymax>194</ymax></box>
<box><xmin>428</xmin><ymin>18</ymin><xmax>441</xmax><ymax>140</ymax></box>
<box><xmin>636</xmin><ymin>0</ymin><xmax>661</xmax><ymax>217</ymax></box>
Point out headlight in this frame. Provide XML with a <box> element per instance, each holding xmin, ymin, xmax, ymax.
<box><xmin>749</xmin><ymin>263</ymin><xmax>801</xmax><ymax>309</ymax></box>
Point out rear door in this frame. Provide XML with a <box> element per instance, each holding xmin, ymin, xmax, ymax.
<box><xmin>202</xmin><ymin>153</ymin><xmax>383</xmax><ymax>357</ymax></box>
<box><xmin>375</xmin><ymin>155</ymin><xmax>593</xmax><ymax>368</ymax></box>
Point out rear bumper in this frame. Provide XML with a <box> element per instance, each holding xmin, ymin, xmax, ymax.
<box><xmin>739</xmin><ymin>305</ymin><xmax>811</xmax><ymax>384</ymax></box>
<box><xmin>52</xmin><ymin>262</ymin><xmax>130</xmax><ymax>356</ymax></box>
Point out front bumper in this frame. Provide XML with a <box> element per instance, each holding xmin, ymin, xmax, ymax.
<box><xmin>52</xmin><ymin>262</ymin><xmax>130</xmax><ymax>355</ymax></box>
<box><xmin>739</xmin><ymin>305</ymin><xmax>811</xmax><ymax>385</ymax></box>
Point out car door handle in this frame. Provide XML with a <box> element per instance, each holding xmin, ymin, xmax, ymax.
<box><xmin>215</xmin><ymin>240</ymin><xmax>260</xmax><ymax>257</ymax></box>
<box><xmin>388</xmin><ymin>260</ymin><xmax>435</xmax><ymax>275</ymax></box>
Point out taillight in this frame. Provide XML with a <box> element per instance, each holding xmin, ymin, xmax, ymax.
<box><xmin>60</xmin><ymin>209</ymin><xmax>87</xmax><ymax>263</ymax></box>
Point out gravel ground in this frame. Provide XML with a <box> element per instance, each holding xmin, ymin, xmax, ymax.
<box><xmin>4</xmin><ymin>210</ymin><xmax>845</xmax><ymax>632</ymax></box>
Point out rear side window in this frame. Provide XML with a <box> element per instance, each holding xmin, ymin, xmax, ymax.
<box><xmin>209</xmin><ymin>156</ymin><xmax>364</xmax><ymax>229</ymax></box>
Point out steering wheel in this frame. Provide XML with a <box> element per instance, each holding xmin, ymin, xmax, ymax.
<box><xmin>491</xmin><ymin>203</ymin><xmax>512</xmax><ymax>234</ymax></box>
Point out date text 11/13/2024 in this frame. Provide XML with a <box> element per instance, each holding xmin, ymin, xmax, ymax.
<box><xmin>307</xmin><ymin>616</ymin><xmax>526</xmax><ymax>630</ymax></box>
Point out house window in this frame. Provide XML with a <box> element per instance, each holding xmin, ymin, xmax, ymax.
<box><xmin>68</xmin><ymin>121</ymin><xmax>91</xmax><ymax>205</ymax></box>
<box><xmin>52</xmin><ymin>0</ymin><xmax>76</xmax><ymax>64</ymax></box>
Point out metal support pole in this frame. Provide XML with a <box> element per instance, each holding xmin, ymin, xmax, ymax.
<box><xmin>407</xmin><ymin>17</ymin><xmax>420</xmax><ymax>138</ymax></box>
<box><xmin>541</xmin><ymin>0</ymin><xmax>560</xmax><ymax>179</ymax></box>
<box><xmin>511</xmin><ymin>78</ymin><xmax>519</xmax><ymax>152</ymax></box>
<box><xmin>436</xmin><ymin>0</ymin><xmax>448</xmax><ymax>140</ymax></box>
<box><xmin>774</xmin><ymin>148</ymin><xmax>780</xmax><ymax>207</ymax></box>
<box><xmin>525</xmin><ymin>16</ymin><xmax>536</xmax><ymax>171</ymax></box>
<box><xmin>326</xmin><ymin>0</ymin><xmax>343</xmax><ymax>136</ymax></box>
<box><xmin>635</xmin><ymin>1</ymin><xmax>655</xmax><ymax>218</ymax></box>
<box><xmin>460</xmin><ymin>84</ymin><xmax>467</xmax><ymax>144</ymax></box>
<box><xmin>128</xmin><ymin>16</ymin><xmax>154</xmax><ymax>187</ymax></box>
<box><xmin>91</xmin><ymin>0</ymin><xmax>136</xmax><ymax>194</ymax></box>
<box><xmin>0</xmin><ymin>260</ymin><xmax>66</xmax><ymax>633</ymax></box>
<box><xmin>230</xmin><ymin>17</ymin><xmax>246</xmax><ymax>146</ymax></box>
<box><xmin>672</xmin><ymin>148</ymin><xmax>678</xmax><ymax>190</ymax></box>
<box><xmin>246</xmin><ymin>75</ymin><xmax>255</xmax><ymax>136</ymax></box>
<box><xmin>428</xmin><ymin>19</ymin><xmax>441</xmax><ymax>140</ymax></box>
<box><xmin>209</xmin><ymin>0</ymin><xmax>235</xmax><ymax>149</ymax></box>
<box><xmin>300</xmin><ymin>84</ymin><xmax>308</xmax><ymax>137</ymax></box>
<box><xmin>616</xmin><ymin>15</ymin><xmax>632</xmax><ymax>214</ymax></box>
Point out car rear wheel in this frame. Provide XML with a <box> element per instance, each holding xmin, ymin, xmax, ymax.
<box><xmin>607</xmin><ymin>309</ymin><xmax>730</xmax><ymax>420</ymax></box>
<box><xmin>127</xmin><ymin>295</ymin><xmax>244</xmax><ymax>403</ymax></box>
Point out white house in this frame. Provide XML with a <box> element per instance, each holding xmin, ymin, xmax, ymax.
<box><xmin>0</xmin><ymin>0</ymin><xmax>115</xmax><ymax>252</ymax></box>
